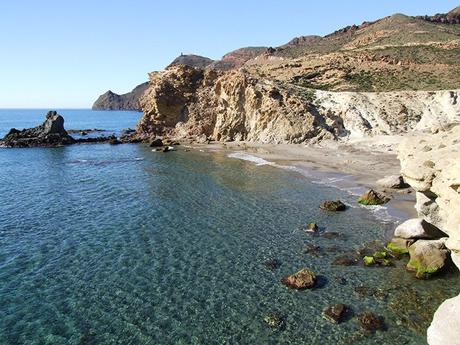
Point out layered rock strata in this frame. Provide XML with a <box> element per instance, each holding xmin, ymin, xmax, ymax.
<box><xmin>137</xmin><ymin>65</ymin><xmax>460</xmax><ymax>143</ymax></box>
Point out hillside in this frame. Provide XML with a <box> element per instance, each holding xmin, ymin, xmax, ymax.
<box><xmin>168</xmin><ymin>54</ymin><xmax>214</xmax><ymax>69</ymax></box>
<box><xmin>244</xmin><ymin>13</ymin><xmax>460</xmax><ymax>92</ymax></box>
<box><xmin>92</xmin><ymin>82</ymin><xmax>149</xmax><ymax>111</ymax></box>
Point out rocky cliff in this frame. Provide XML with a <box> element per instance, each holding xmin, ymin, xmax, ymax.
<box><xmin>92</xmin><ymin>82</ymin><xmax>149</xmax><ymax>111</ymax></box>
<box><xmin>398</xmin><ymin>125</ymin><xmax>460</xmax><ymax>345</ymax></box>
<box><xmin>137</xmin><ymin>64</ymin><xmax>460</xmax><ymax>143</ymax></box>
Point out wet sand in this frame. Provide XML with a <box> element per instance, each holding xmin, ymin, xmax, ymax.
<box><xmin>189</xmin><ymin>136</ymin><xmax>417</xmax><ymax>221</ymax></box>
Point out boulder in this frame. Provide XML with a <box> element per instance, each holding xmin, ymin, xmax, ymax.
<box><xmin>394</xmin><ymin>218</ymin><xmax>446</xmax><ymax>239</ymax></box>
<box><xmin>332</xmin><ymin>255</ymin><xmax>357</xmax><ymax>266</ymax></box>
<box><xmin>358</xmin><ymin>312</ymin><xmax>385</xmax><ymax>331</ymax></box>
<box><xmin>322</xmin><ymin>304</ymin><xmax>348</xmax><ymax>323</ymax></box>
<box><xmin>281</xmin><ymin>268</ymin><xmax>316</xmax><ymax>290</ymax></box>
<box><xmin>407</xmin><ymin>238</ymin><xmax>449</xmax><ymax>279</ymax></box>
<box><xmin>427</xmin><ymin>293</ymin><xmax>460</xmax><ymax>345</ymax></box>
<box><xmin>264</xmin><ymin>259</ymin><xmax>281</xmax><ymax>270</ymax></box>
<box><xmin>2</xmin><ymin>111</ymin><xmax>75</xmax><ymax>147</ymax></box>
<box><xmin>320</xmin><ymin>200</ymin><xmax>347</xmax><ymax>211</ymax></box>
<box><xmin>387</xmin><ymin>237</ymin><xmax>414</xmax><ymax>254</ymax></box>
<box><xmin>306</xmin><ymin>222</ymin><xmax>319</xmax><ymax>233</ymax></box>
<box><xmin>358</xmin><ymin>189</ymin><xmax>390</xmax><ymax>205</ymax></box>
<box><xmin>377</xmin><ymin>175</ymin><xmax>409</xmax><ymax>189</ymax></box>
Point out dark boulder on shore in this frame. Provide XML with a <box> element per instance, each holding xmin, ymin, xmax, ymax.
<box><xmin>1</xmin><ymin>111</ymin><xmax>75</xmax><ymax>148</ymax></box>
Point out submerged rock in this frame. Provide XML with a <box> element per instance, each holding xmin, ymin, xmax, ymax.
<box><xmin>332</xmin><ymin>255</ymin><xmax>357</xmax><ymax>266</ymax></box>
<box><xmin>264</xmin><ymin>313</ymin><xmax>285</xmax><ymax>331</ymax></box>
<box><xmin>281</xmin><ymin>268</ymin><xmax>316</xmax><ymax>290</ymax></box>
<box><xmin>394</xmin><ymin>218</ymin><xmax>446</xmax><ymax>240</ymax></box>
<box><xmin>321</xmin><ymin>232</ymin><xmax>340</xmax><ymax>239</ymax></box>
<box><xmin>264</xmin><ymin>259</ymin><xmax>281</xmax><ymax>270</ymax></box>
<box><xmin>320</xmin><ymin>200</ymin><xmax>347</xmax><ymax>211</ymax></box>
<box><xmin>407</xmin><ymin>238</ymin><xmax>449</xmax><ymax>279</ymax></box>
<box><xmin>322</xmin><ymin>304</ymin><xmax>348</xmax><ymax>323</ymax></box>
<box><xmin>1</xmin><ymin>111</ymin><xmax>75</xmax><ymax>147</ymax></box>
<box><xmin>358</xmin><ymin>189</ymin><xmax>390</xmax><ymax>206</ymax></box>
<box><xmin>358</xmin><ymin>312</ymin><xmax>385</xmax><ymax>331</ymax></box>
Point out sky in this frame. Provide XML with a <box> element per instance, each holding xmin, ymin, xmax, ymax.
<box><xmin>0</xmin><ymin>0</ymin><xmax>458</xmax><ymax>108</ymax></box>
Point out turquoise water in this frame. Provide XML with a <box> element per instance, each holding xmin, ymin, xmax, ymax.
<box><xmin>0</xmin><ymin>110</ymin><xmax>459</xmax><ymax>344</ymax></box>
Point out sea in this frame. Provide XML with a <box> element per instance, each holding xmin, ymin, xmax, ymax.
<box><xmin>0</xmin><ymin>109</ymin><xmax>458</xmax><ymax>345</ymax></box>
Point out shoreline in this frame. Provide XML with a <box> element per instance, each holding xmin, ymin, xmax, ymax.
<box><xmin>189</xmin><ymin>137</ymin><xmax>417</xmax><ymax>223</ymax></box>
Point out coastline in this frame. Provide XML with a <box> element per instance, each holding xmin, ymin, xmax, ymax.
<box><xmin>189</xmin><ymin>136</ymin><xmax>417</xmax><ymax>223</ymax></box>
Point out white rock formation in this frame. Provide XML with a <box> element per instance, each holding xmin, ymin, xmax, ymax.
<box><xmin>394</xmin><ymin>218</ymin><xmax>446</xmax><ymax>239</ymax></box>
<box><xmin>398</xmin><ymin>125</ymin><xmax>460</xmax><ymax>345</ymax></box>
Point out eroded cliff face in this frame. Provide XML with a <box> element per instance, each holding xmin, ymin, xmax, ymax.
<box><xmin>399</xmin><ymin>125</ymin><xmax>460</xmax><ymax>267</ymax></box>
<box><xmin>137</xmin><ymin>65</ymin><xmax>460</xmax><ymax>143</ymax></box>
<box><xmin>137</xmin><ymin>65</ymin><xmax>335</xmax><ymax>143</ymax></box>
<box><xmin>398</xmin><ymin>126</ymin><xmax>460</xmax><ymax>345</ymax></box>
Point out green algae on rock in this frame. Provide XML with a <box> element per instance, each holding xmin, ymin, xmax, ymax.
<box><xmin>358</xmin><ymin>189</ymin><xmax>390</xmax><ymax>206</ymax></box>
<box><xmin>406</xmin><ymin>239</ymin><xmax>449</xmax><ymax>279</ymax></box>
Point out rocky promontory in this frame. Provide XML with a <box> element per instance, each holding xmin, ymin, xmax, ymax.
<box><xmin>1</xmin><ymin>111</ymin><xmax>75</xmax><ymax>147</ymax></box>
<box><xmin>92</xmin><ymin>82</ymin><xmax>149</xmax><ymax>111</ymax></box>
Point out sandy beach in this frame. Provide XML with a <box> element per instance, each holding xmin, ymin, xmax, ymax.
<box><xmin>190</xmin><ymin>135</ymin><xmax>417</xmax><ymax>221</ymax></box>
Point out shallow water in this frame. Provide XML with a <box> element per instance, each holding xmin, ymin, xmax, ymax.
<box><xmin>0</xmin><ymin>110</ymin><xmax>459</xmax><ymax>345</ymax></box>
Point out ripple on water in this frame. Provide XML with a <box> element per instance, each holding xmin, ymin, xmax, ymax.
<box><xmin>0</xmin><ymin>145</ymin><xmax>458</xmax><ymax>345</ymax></box>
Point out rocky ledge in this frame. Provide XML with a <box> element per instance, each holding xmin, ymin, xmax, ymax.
<box><xmin>1</xmin><ymin>111</ymin><xmax>75</xmax><ymax>147</ymax></box>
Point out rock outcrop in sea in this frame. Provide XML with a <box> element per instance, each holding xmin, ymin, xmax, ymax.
<box><xmin>1</xmin><ymin>111</ymin><xmax>75</xmax><ymax>147</ymax></box>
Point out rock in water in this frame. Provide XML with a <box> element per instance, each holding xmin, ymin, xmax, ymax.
<box><xmin>320</xmin><ymin>200</ymin><xmax>347</xmax><ymax>211</ymax></box>
<box><xmin>322</xmin><ymin>304</ymin><xmax>348</xmax><ymax>323</ymax></box>
<box><xmin>406</xmin><ymin>238</ymin><xmax>449</xmax><ymax>279</ymax></box>
<box><xmin>387</xmin><ymin>237</ymin><xmax>414</xmax><ymax>254</ymax></box>
<box><xmin>377</xmin><ymin>175</ymin><xmax>409</xmax><ymax>189</ymax></box>
<box><xmin>358</xmin><ymin>189</ymin><xmax>390</xmax><ymax>205</ymax></box>
<box><xmin>358</xmin><ymin>312</ymin><xmax>385</xmax><ymax>331</ymax></box>
<box><xmin>427</xmin><ymin>293</ymin><xmax>460</xmax><ymax>345</ymax></box>
<box><xmin>263</xmin><ymin>313</ymin><xmax>285</xmax><ymax>331</ymax></box>
<box><xmin>281</xmin><ymin>268</ymin><xmax>316</xmax><ymax>290</ymax></box>
<box><xmin>1</xmin><ymin>111</ymin><xmax>75</xmax><ymax>147</ymax></box>
<box><xmin>306</xmin><ymin>222</ymin><xmax>319</xmax><ymax>233</ymax></box>
<box><xmin>394</xmin><ymin>218</ymin><xmax>446</xmax><ymax>240</ymax></box>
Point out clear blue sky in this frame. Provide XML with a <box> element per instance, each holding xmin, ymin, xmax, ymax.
<box><xmin>0</xmin><ymin>0</ymin><xmax>458</xmax><ymax>108</ymax></box>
